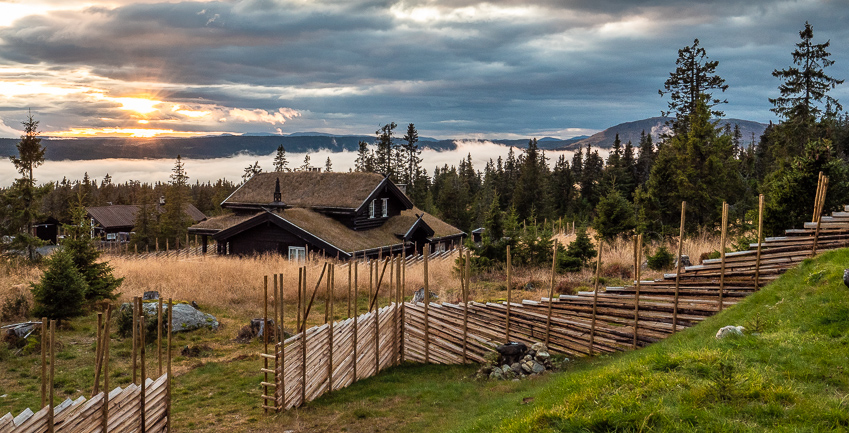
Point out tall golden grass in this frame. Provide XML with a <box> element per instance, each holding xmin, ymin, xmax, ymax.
<box><xmin>1</xmin><ymin>229</ymin><xmax>725</xmax><ymax>323</ymax></box>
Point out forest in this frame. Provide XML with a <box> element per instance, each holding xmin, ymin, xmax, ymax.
<box><xmin>1</xmin><ymin>23</ymin><xmax>847</xmax><ymax>261</ymax></box>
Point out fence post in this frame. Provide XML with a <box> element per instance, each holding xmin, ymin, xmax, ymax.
<box><xmin>327</xmin><ymin>265</ymin><xmax>334</xmax><ymax>393</ymax></box>
<box><xmin>48</xmin><ymin>320</ymin><xmax>55</xmax><ymax>433</ymax></box>
<box><xmin>158</xmin><ymin>297</ymin><xmax>163</xmax><ymax>376</ymax></box>
<box><xmin>462</xmin><ymin>252</ymin><xmax>470</xmax><ymax>363</ymax></box>
<box><xmin>672</xmin><ymin>201</ymin><xmax>686</xmax><ymax>333</ymax></box>
<box><xmin>812</xmin><ymin>179</ymin><xmax>828</xmax><ymax>257</ymax></box>
<box><xmin>545</xmin><ymin>239</ymin><xmax>557</xmax><ymax>347</ymax></box>
<box><xmin>92</xmin><ymin>312</ymin><xmax>103</xmax><ymax>396</ymax></box>
<box><xmin>505</xmin><ymin>245</ymin><xmax>512</xmax><ymax>343</ymax></box>
<box><xmin>140</xmin><ymin>315</ymin><xmax>146</xmax><ymax>433</ymax></box>
<box><xmin>353</xmin><ymin>261</ymin><xmax>358</xmax><ymax>382</ymax></box>
<box><xmin>102</xmin><ymin>306</ymin><xmax>111</xmax><ymax>433</ymax></box>
<box><xmin>424</xmin><ymin>244</ymin><xmax>430</xmax><ymax>363</ymax></box>
<box><xmin>589</xmin><ymin>241</ymin><xmax>602</xmax><ymax>356</ymax></box>
<box><xmin>400</xmin><ymin>249</ymin><xmax>406</xmax><ymax>363</ymax></box>
<box><xmin>719</xmin><ymin>202</ymin><xmax>728</xmax><ymax>311</ymax></box>
<box><xmin>632</xmin><ymin>234</ymin><xmax>643</xmax><ymax>349</ymax></box>
<box><xmin>263</xmin><ymin>275</ymin><xmax>268</xmax><ymax>414</ymax></box>
<box><xmin>167</xmin><ymin>298</ymin><xmax>172</xmax><ymax>433</ymax></box>
<box><xmin>132</xmin><ymin>297</ymin><xmax>138</xmax><ymax>384</ymax></box>
<box><xmin>813</xmin><ymin>171</ymin><xmax>823</xmax><ymax>222</ymax></box>
<box><xmin>756</xmin><ymin>194</ymin><xmax>766</xmax><ymax>288</ymax></box>
<box><xmin>278</xmin><ymin>273</ymin><xmax>284</xmax><ymax>411</ymax></box>
<box><xmin>41</xmin><ymin>316</ymin><xmax>47</xmax><ymax>408</ymax></box>
<box><xmin>300</xmin><ymin>268</ymin><xmax>307</xmax><ymax>406</ymax></box>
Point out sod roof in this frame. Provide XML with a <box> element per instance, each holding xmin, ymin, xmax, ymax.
<box><xmin>190</xmin><ymin>206</ymin><xmax>464</xmax><ymax>254</ymax></box>
<box><xmin>223</xmin><ymin>171</ymin><xmax>387</xmax><ymax>209</ymax></box>
<box><xmin>88</xmin><ymin>204</ymin><xmax>206</xmax><ymax>229</ymax></box>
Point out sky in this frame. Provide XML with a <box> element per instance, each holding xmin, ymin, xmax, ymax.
<box><xmin>0</xmin><ymin>0</ymin><xmax>847</xmax><ymax>140</ymax></box>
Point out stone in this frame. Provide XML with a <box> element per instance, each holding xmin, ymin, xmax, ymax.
<box><xmin>535</xmin><ymin>350</ymin><xmax>551</xmax><ymax>361</ymax></box>
<box><xmin>673</xmin><ymin>254</ymin><xmax>691</xmax><ymax>269</ymax></box>
<box><xmin>412</xmin><ymin>288</ymin><xmax>438</xmax><ymax>303</ymax></box>
<box><xmin>489</xmin><ymin>367</ymin><xmax>505</xmax><ymax>380</ymax></box>
<box><xmin>511</xmin><ymin>363</ymin><xmax>523</xmax><ymax>374</ymax></box>
<box><xmin>503</xmin><ymin>368</ymin><xmax>517</xmax><ymax>379</ymax></box>
<box><xmin>142</xmin><ymin>302</ymin><xmax>219</xmax><ymax>333</ymax></box>
<box><xmin>521</xmin><ymin>361</ymin><xmax>533</xmax><ymax>373</ymax></box>
<box><xmin>844</xmin><ymin>269</ymin><xmax>849</xmax><ymax>288</ymax></box>
<box><xmin>715</xmin><ymin>325</ymin><xmax>745</xmax><ymax>339</ymax></box>
<box><xmin>142</xmin><ymin>291</ymin><xmax>159</xmax><ymax>301</ymax></box>
<box><xmin>531</xmin><ymin>361</ymin><xmax>546</xmax><ymax>374</ymax></box>
<box><xmin>523</xmin><ymin>354</ymin><xmax>533</xmax><ymax>362</ymax></box>
<box><xmin>496</xmin><ymin>342</ymin><xmax>527</xmax><ymax>365</ymax></box>
<box><xmin>530</xmin><ymin>342</ymin><xmax>548</xmax><ymax>353</ymax></box>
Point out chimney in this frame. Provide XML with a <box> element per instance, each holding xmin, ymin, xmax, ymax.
<box><xmin>397</xmin><ymin>183</ymin><xmax>407</xmax><ymax>195</ymax></box>
<box><xmin>274</xmin><ymin>178</ymin><xmax>282</xmax><ymax>202</ymax></box>
<box><xmin>159</xmin><ymin>196</ymin><xmax>165</xmax><ymax>205</ymax></box>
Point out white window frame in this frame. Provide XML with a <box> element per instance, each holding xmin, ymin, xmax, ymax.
<box><xmin>288</xmin><ymin>246</ymin><xmax>306</xmax><ymax>263</ymax></box>
<box><xmin>370</xmin><ymin>200</ymin><xmax>376</xmax><ymax>219</ymax></box>
<box><xmin>382</xmin><ymin>198</ymin><xmax>388</xmax><ymax>217</ymax></box>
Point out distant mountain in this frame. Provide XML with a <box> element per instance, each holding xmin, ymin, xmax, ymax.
<box><xmin>0</xmin><ymin>117</ymin><xmax>768</xmax><ymax>161</ymax></box>
<box><xmin>557</xmin><ymin>117</ymin><xmax>768</xmax><ymax>150</ymax></box>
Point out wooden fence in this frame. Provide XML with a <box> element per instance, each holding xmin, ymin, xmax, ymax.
<box><xmin>2</xmin><ymin>298</ymin><xmax>175</xmax><ymax>433</ymax></box>
<box><xmin>260</xmin><ymin>178</ymin><xmax>848</xmax><ymax>410</ymax></box>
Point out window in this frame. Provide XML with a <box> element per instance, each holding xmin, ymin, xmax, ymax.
<box><xmin>370</xmin><ymin>200</ymin><xmax>376</xmax><ymax>218</ymax></box>
<box><xmin>289</xmin><ymin>246</ymin><xmax>306</xmax><ymax>263</ymax></box>
<box><xmin>382</xmin><ymin>198</ymin><xmax>388</xmax><ymax>217</ymax></box>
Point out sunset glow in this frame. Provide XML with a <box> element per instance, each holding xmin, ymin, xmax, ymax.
<box><xmin>110</xmin><ymin>97</ymin><xmax>162</xmax><ymax>115</ymax></box>
<box><xmin>44</xmin><ymin>127</ymin><xmax>223</xmax><ymax>138</ymax></box>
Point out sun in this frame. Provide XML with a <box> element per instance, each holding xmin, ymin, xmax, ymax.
<box><xmin>111</xmin><ymin>96</ymin><xmax>162</xmax><ymax>114</ymax></box>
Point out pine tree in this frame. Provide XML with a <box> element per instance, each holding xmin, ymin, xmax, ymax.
<box><xmin>3</xmin><ymin>113</ymin><xmax>48</xmax><ymax>260</ymax></box>
<box><xmin>273</xmin><ymin>145</ymin><xmax>289</xmax><ymax>172</ymax></box>
<box><xmin>660</xmin><ymin>38</ymin><xmax>728</xmax><ymax>134</ymax></box>
<box><xmin>401</xmin><ymin>123</ymin><xmax>421</xmax><ymax>184</ymax></box>
<box><xmin>513</xmin><ymin>139</ymin><xmax>549</xmax><ymax>220</ymax></box>
<box><xmin>770</xmin><ymin>22</ymin><xmax>844</xmax><ymax>125</ymax></box>
<box><xmin>62</xmin><ymin>203</ymin><xmax>122</xmax><ymax>301</ymax></box>
<box><xmin>300</xmin><ymin>154</ymin><xmax>312</xmax><ymax>171</ymax></box>
<box><xmin>324</xmin><ymin>157</ymin><xmax>333</xmax><ymax>172</ymax></box>
<box><xmin>636</xmin><ymin>130</ymin><xmax>655</xmax><ymax>186</ymax></box>
<box><xmin>131</xmin><ymin>188</ymin><xmax>160</xmax><ymax>251</ymax></box>
<box><xmin>160</xmin><ymin>155</ymin><xmax>192</xmax><ymax>247</ymax></box>
<box><xmin>374</xmin><ymin>122</ymin><xmax>397</xmax><ymax>176</ymax></box>
<box><xmin>354</xmin><ymin>141</ymin><xmax>374</xmax><ymax>172</ymax></box>
<box><xmin>30</xmin><ymin>249</ymin><xmax>87</xmax><ymax>322</ymax></box>
<box><xmin>242</xmin><ymin>161</ymin><xmax>262</xmax><ymax>182</ymax></box>
<box><xmin>593</xmin><ymin>190</ymin><xmax>636</xmax><ymax>240</ymax></box>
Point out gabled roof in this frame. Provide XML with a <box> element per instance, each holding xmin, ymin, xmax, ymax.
<box><xmin>222</xmin><ymin>172</ymin><xmax>399</xmax><ymax>210</ymax></box>
<box><xmin>196</xmin><ymin>207</ymin><xmax>464</xmax><ymax>254</ymax></box>
<box><xmin>87</xmin><ymin>204</ymin><xmax>206</xmax><ymax>229</ymax></box>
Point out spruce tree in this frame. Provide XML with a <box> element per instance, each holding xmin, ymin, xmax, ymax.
<box><xmin>374</xmin><ymin>122</ymin><xmax>397</xmax><ymax>176</ymax></box>
<box><xmin>62</xmin><ymin>203</ymin><xmax>122</xmax><ymax>301</ymax></box>
<box><xmin>273</xmin><ymin>145</ymin><xmax>289</xmax><ymax>172</ymax></box>
<box><xmin>30</xmin><ymin>250</ymin><xmax>87</xmax><ymax>322</ymax></box>
<box><xmin>3</xmin><ymin>113</ymin><xmax>48</xmax><ymax>260</ymax></box>
<box><xmin>660</xmin><ymin>38</ymin><xmax>728</xmax><ymax>134</ymax></box>
<box><xmin>593</xmin><ymin>190</ymin><xmax>636</xmax><ymax>240</ymax></box>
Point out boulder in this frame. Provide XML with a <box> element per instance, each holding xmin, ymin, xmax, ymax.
<box><xmin>715</xmin><ymin>325</ymin><xmax>745</xmax><ymax>339</ymax></box>
<box><xmin>531</xmin><ymin>361</ymin><xmax>546</xmax><ymax>374</ymax></box>
<box><xmin>673</xmin><ymin>254</ymin><xmax>691</xmax><ymax>269</ymax></box>
<box><xmin>412</xmin><ymin>288</ymin><xmax>438</xmax><ymax>303</ymax></box>
<box><xmin>142</xmin><ymin>302</ymin><xmax>219</xmax><ymax>333</ymax></box>
<box><xmin>143</xmin><ymin>291</ymin><xmax>160</xmax><ymax>301</ymax></box>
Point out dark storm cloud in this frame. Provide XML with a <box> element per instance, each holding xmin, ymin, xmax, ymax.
<box><xmin>0</xmin><ymin>0</ymin><xmax>847</xmax><ymax>137</ymax></box>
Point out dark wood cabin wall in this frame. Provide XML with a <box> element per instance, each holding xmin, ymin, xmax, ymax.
<box><xmin>223</xmin><ymin>221</ymin><xmax>327</xmax><ymax>257</ymax></box>
<box><xmin>352</xmin><ymin>187</ymin><xmax>407</xmax><ymax>231</ymax></box>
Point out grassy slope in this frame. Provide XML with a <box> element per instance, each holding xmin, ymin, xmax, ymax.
<box><xmin>452</xmin><ymin>249</ymin><xmax>849</xmax><ymax>432</ymax></box>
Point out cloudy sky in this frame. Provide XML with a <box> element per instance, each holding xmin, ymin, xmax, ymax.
<box><xmin>0</xmin><ymin>0</ymin><xmax>847</xmax><ymax>140</ymax></box>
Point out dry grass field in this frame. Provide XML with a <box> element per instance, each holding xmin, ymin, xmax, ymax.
<box><xmin>2</xmin><ymin>231</ymin><xmax>726</xmax><ymax>326</ymax></box>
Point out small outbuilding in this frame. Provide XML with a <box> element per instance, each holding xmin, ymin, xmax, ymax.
<box><xmin>87</xmin><ymin>203</ymin><xmax>206</xmax><ymax>241</ymax></box>
<box><xmin>189</xmin><ymin>172</ymin><xmax>465</xmax><ymax>259</ymax></box>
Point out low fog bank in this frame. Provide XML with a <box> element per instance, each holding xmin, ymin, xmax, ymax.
<box><xmin>3</xmin><ymin>141</ymin><xmax>606</xmax><ymax>186</ymax></box>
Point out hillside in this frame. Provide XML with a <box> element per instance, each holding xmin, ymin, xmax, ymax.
<box><xmin>559</xmin><ymin>117</ymin><xmax>769</xmax><ymax>150</ymax></box>
<box><xmin>453</xmin><ymin>249</ymin><xmax>849</xmax><ymax>432</ymax></box>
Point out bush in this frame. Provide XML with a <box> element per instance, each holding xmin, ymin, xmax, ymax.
<box><xmin>647</xmin><ymin>245</ymin><xmax>675</xmax><ymax>271</ymax></box>
<box><xmin>30</xmin><ymin>250</ymin><xmax>87</xmax><ymax>322</ymax></box>
<box><xmin>1</xmin><ymin>287</ymin><xmax>30</xmax><ymax>321</ymax></box>
<box><xmin>558</xmin><ymin>227</ymin><xmax>597</xmax><ymax>272</ymax></box>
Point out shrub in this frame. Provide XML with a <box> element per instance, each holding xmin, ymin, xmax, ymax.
<box><xmin>1</xmin><ymin>287</ymin><xmax>30</xmax><ymax>321</ymax></box>
<box><xmin>30</xmin><ymin>250</ymin><xmax>87</xmax><ymax>322</ymax></box>
<box><xmin>558</xmin><ymin>227</ymin><xmax>597</xmax><ymax>272</ymax></box>
<box><xmin>647</xmin><ymin>245</ymin><xmax>675</xmax><ymax>271</ymax></box>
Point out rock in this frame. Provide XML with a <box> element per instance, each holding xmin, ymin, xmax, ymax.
<box><xmin>715</xmin><ymin>325</ymin><xmax>745</xmax><ymax>339</ymax></box>
<box><xmin>844</xmin><ymin>269</ymin><xmax>849</xmax><ymax>288</ymax></box>
<box><xmin>180</xmin><ymin>344</ymin><xmax>212</xmax><ymax>357</ymax></box>
<box><xmin>496</xmin><ymin>342</ymin><xmax>527</xmax><ymax>365</ymax></box>
<box><xmin>412</xmin><ymin>288</ymin><xmax>438</xmax><ymax>303</ymax></box>
<box><xmin>535</xmin><ymin>351</ymin><xmax>551</xmax><ymax>362</ymax></box>
<box><xmin>142</xmin><ymin>302</ymin><xmax>219</xmax><ymax>333</ymax></box>
<box><xmin>523</xmin><ymin>354</ymin><xmax>533</xmax><ymax>362</ymax></box>
<box><xmin>143</xmin><ymin>291</ymin><xmax>159</xmax><ymax>301</ymax></box>
<box><xmin>531</xmin><ymin>361</ymin><xmax>546</xmax><ymax>374</ymax></box>
<box><xmin>504</xmin><ymin>369</ymin><xmax>517</xmax><ymax>379</ymax></box>
<box><xmin>521</xmin><ymin>361</ymin><xmax>533</xmax><ymax>373</ymax></box>
<box><xmin>511</xmin><ymin>363</ymin><xmax>523</xmax><ymax>374</ymax></box>
<box><xmin>489</xmin><ymin>367</ymin><xmax>505</xmax><ymax>380</ymax></box>
<box><xmin>524</xmin><ymin>283</ymin><xmax>534</xmax><ymax>291</ymax></box>
<box><xmin>673</xmin><ymin>254</ymin><xmax>691</xmax><ymax>269</ymax></box>
<box><xmin>530</xmin><ymin>342</ymin><xmax>548</xmax><ymax>353</ymax></box>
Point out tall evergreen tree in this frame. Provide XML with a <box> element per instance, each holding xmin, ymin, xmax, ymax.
<box><xmin>770</xmin><ymin>22</ymin><xmax>844</xmax><ymax>125</ymax></box>
<box><xmin>635</xmin><ymin>130</ymin><xmax>655</xmax><ymax>186</ymax></box>
<box><xmin>374</xmin><ymin>122</ymin><xmax>397</xmax><ymax>176</ymax></box>
<box><xmin>354</xmin><ymin>141</ymin><xmax>374</xmax><ymax>172</ymax></box>
<box><xmin>513</xmin><ymin>139</ymin><xmax>549</xmax><ymax>220</ymax></box>
<box><xmin>273</xmin><ymin>145</ymin><xmax>289</xmax><ymax>172</ymax></box>
<box><xmin>659</xmin><ymin>38</ymin><xmax>728</xmax><ymax>134</ymax></box>
<box><xmin>401</xmin><ymin>123</ymin><xmax>422</xmax><ymax>185</ymax></box>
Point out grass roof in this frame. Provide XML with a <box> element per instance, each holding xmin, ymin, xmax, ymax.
<box><xmin>224</xmin><ymin>171</ymin><xmax>386</xmax><ymax>209</ymax></box>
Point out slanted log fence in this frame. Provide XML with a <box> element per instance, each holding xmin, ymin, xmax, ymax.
<box><xmin>2</xmin><ymin>300</ymin><xmax>175</xmax><ymax>432</ymax></box>
<box><xmin>259</xmin><ymin>182</ymin><xmax>849</xmax><ymax>411</ymax></box>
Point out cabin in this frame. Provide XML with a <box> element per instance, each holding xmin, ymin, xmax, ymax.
<box><xmin>87</xmin><ymin>203</ymin><xmax>207</xmax><ymax>242</ymax></box>
<box><xmin>188</xmin><ymin>172</ymin><xmax>465</xmax><ymax>259</ymax></box>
